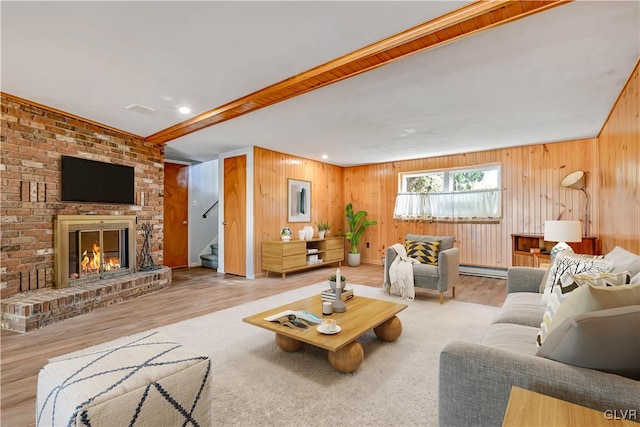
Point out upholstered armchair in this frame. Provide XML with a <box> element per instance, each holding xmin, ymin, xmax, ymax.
<box><xmin>384</xmin><ymin>234</ymin><xmax>460</xmax><ymax>304</ymax></box>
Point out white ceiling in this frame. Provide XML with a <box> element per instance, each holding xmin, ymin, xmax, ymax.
<box><xmin>2</xmin><ymin>1</ymin><xmax>638</xmax><ymax>166</ymax></box>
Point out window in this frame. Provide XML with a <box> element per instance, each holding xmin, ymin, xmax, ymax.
<box><xmin>394</xmin><ymin>165</ymin><xmax>501</xmax><ymax>221</ymax></box>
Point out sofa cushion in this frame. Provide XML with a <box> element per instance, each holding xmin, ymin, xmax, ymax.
<box><xmin>406</xmin><ymin>239</ymin><xmax>440</xmax><ymax>265</ymax></box>
<box><xmin>541</xmin><ymin>252</ymin><xmax>614</xmax><ymax>304</ymax></box>
<box><xmin>492</xmin><ymin>293</ymin><xmax>545</xmax><ymax>328</ymax></box>
<box><xmin>536</xmin><ymin>305</ymin><xmax>640</xmax><ymax>380</ymax></box>
<box><xmin>605</xmin><ymin>246</ymin><xmax>640</xmax><ymax>276</ymax></box>
<box><xmin>406</xmin><ymin>234</ymin><xmax>455</xmax><ymax>251</ymax></box>
<box><xmin>537</xmin><ymin>283</ymin><xmax>640</xmax><ymax>347</ymax></box>
<box><xmin>481</xmin><ymin>323</ymin><xmax>539</xmax><ymax>356</ymax></box>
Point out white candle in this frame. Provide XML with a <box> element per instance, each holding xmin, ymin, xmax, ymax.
<box><xmin>336</xmin><ymin>268</ymin><xmax>341</xmax><ymax>289</ymax></box>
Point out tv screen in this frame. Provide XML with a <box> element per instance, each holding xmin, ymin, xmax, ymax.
<box><xmin>61</xmin><ymin>156</ymin><xmax>135</xmax><ymax>204</ymax></box>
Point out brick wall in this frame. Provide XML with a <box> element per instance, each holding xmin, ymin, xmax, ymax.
<box><xmin>0</xmin><ymin>95</ymin><xmax>164</xmax><ymax>298</ymax></box>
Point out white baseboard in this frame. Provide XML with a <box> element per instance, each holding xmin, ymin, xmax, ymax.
<box><xmin>460</xmin><ymin>265</ymin><xmax>507</xmax><ymax>279</ymax></box>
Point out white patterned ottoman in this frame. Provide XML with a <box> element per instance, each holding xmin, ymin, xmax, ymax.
<box><xmin>36</xmin><ymin>332</ymin><xmax>212</xmax><ymax>427</ymax></box>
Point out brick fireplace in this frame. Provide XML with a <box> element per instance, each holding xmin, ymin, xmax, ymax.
<box><xmin>1</xmin><ymin>95</ymin><xmax>170</xmax><ymax>333</ymax></box>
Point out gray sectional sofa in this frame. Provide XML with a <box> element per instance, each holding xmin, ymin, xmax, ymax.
<box><xmin>438</xmin><ymin>266</ymin><xmax>640</xmax><ymax>427</ymax></box>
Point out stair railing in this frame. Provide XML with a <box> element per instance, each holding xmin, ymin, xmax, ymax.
<box><xmin>202</xmin><ymin>200</ymin><xmax>218</xmax><ymax>218</ymax></box>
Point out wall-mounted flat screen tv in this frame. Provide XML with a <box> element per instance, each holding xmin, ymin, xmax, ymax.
<box><xmin>61</xmin><ymin>155</ymin><xmax>135</xmax><ymax>204</ymax></box>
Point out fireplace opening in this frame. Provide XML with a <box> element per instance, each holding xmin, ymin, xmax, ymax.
<box><xmin>68</xmin><ymin>228</ymin><xmax>130</xmax><ymax>283</ymax></box>
<box><xmin>55</xmin><ymin>215</ymin><xmax>137</xmax><ymax>288</ymax></box>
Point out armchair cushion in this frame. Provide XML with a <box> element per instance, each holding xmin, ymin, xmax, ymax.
<box><xmin>413</xmin><ymin>263</ymin><xmax>439</xmax><ymax>279</ymax></box>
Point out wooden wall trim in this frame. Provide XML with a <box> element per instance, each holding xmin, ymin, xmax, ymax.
<box><xmin>145</xmin><ymin>0</ymin><xmax>570</xmax><ymax>146</ymax></box>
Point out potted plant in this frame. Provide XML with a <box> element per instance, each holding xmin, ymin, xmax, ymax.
<box><xmin>328</xmin><ymin>274</ymin><xmax>346</xmax><ymax>290</ymax></box>
<box><xmin>343</xmin><ymin>203</ymin><xmax>377</xmax><ymax>266</ymax></box>
<box><xmin>316</xmin><ymin>221</ymin><xmax>331</xmax><ymax>239</ymax></box>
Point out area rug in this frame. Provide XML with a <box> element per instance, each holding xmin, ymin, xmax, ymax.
<box><xmin>69</xmin><ymin>284</ymin><xmax>499</xmax><ymax>426</ymax></box>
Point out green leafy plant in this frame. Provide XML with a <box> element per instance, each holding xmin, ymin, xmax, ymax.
<box><xmin>328</xmin><ymin>274</ymin><xmax>346</xmax><ymax>282</ymax></box>
<box><xmin>316</xmin><ymin>221</ymin><xmax>331</xmax><ymax>231</ymax></box>
<box><xmin>343</xmin><ymin>203</ymin><xmax>377</xmax><ymax>254</ymax></box>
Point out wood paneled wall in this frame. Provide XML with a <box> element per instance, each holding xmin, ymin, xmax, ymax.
<box><xmin>253</xmin><ymin>147</ymin><xmax>344</xmax><ymax>273</ymax></box>
<box><xmin>343</xmin><ymin>139</ymin><xmax>599</xmax><ymax>268</ymax></box>
<box><xmin>597</xmin><ymin>61</ymin><xmax>640</xmax><ymax>255</ymax></box>
<box><xmin>252</xmin><ymin>62</ymin><xmax>639</xmax><ymax>273</ymax></box>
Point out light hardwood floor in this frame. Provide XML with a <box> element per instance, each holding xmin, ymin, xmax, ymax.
<box><xmin>1</xmin><ymin>264</ymin><xmax>506</xmax><ymax>426</ymax></box>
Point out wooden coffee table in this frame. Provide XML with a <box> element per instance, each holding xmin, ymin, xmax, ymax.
<box><xmin>242</xmin><ymin>294</ymin><xmax>407</xmax><ymax>373</ymax></box>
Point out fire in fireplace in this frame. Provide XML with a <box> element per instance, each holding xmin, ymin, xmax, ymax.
<box><xmin>55</xmin><ymin>215</ymin><xmax>137</xmax><ymax>288</ymax></box>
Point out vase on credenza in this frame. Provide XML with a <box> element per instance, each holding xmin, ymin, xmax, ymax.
<box><xmin>318</xmin><ymin>230</ymin><xmax>326</xmax><ymax>239</ymax></box>
<box><xmin>303</xmin><ymin>225</ymin><xmax>314</xmax><ymax>240</ymax></box>
<box><xmin>298</xmin><ymin>230</ymin><xmax>306</xmax><ymax>240</ymax></box>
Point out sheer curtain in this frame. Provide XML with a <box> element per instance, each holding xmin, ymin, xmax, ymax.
<box><xmin>394</xmin><ymin>189</ymin><xmax>501</xmax><ymax>221</ymax></box>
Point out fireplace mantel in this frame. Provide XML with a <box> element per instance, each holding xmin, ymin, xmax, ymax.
<box><xmin>55</xmin><ymin>215</ymin><xmax>137</xmax><ymax>288</ymax></box>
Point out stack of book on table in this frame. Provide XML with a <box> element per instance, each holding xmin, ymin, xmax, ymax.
<box><xmin>321</xmin><ymin>288</ymin><xmax>354</xmax><ymax>302</ymax></box>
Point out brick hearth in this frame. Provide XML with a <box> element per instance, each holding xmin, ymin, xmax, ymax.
<box><xmin>1</xmin><ymin>267</ymin><xmax>172</xmax><ymax>333</ymax></box>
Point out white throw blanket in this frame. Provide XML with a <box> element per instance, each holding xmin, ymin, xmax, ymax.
<box><xmin>386</xmin><ymin>243</ymin><xmax>419</xmax><ymax>299</ymax></box>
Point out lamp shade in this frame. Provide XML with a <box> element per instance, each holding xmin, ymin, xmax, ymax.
<box><xmin>560</xmin><ymin>171</ymin><xmax>585</xmax><ymax>190</ymax></box>
<box><xmin>544</xmin><ymin>220</ymin><xmax>582</xmax><ymax>242</ymax></box>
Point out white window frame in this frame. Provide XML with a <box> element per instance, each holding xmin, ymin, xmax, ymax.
<box><xmin>394</xmin><ymin>164</ymin><xmax>502</xmax><ymax>222</ymax></box>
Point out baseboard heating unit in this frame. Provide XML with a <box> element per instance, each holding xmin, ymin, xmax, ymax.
<box><xmin>460</xmin><ymin>265</ymin><xmax>508</xmax><ymax>279</ymax></box>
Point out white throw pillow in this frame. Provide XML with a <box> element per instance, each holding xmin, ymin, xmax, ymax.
<box><xmin>605</xmin><ymin>246</ymin><xmax>640</xmax><ymax>277</ymax></box>
<box><xmin>536</xmin><ymin>305</ymin><xmax>640</xmax><ymax>380</ymax></box>
<box><xmin>537</xmin><ymin>282</ymin><xmax>640</xmax><ymax>347</ymax></box>
<box><xmin>536</xmin><ymin>271</ymin><xmax>631</xmax><ymax>346</ymax></box>
<box><xmin>541</xmin><ymin>252</ymin><xmax>614</xmax><ymax>305</ymax></box>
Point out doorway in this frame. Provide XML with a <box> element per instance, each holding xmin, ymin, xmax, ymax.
<box><xmin>164</xmin><ymin>162</ymin><xmax>189</xmax><ymax>268</ymax></box>
<box><xmin>223</xmin><ymin>155</ymin><xmax>247</xmax><ymax>276</ymax></box>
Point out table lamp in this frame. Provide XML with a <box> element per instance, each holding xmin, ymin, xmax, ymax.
<box><xmin>544</xmin><ymin>220</ymin><xmax>582</xmax><ymax>260</ymax></box>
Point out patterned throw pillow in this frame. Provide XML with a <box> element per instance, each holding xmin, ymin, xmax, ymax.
<box><xmin>567</xmin><ymin>271</ymin><xmax>631</xmax><ymax>289</ymax></box>
<box><xmin>406</xmin><ymin>239</ymin><xmax>440</xmax><ymax>265</ymax></box>
<box><xmin>536</xmin><ymin>271</ymin><xmax>631</xmax><ymax>346</ymax></box>
<box><xmin>541</xmin><ymin>252</ymin><xmax>614</xmax><ymax>304</ymax></box>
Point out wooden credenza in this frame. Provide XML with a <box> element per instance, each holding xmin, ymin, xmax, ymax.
<box><xmin>262</xmin><ymin>237</ymin><xmax>344</xmax><ymax>279</ymax></box>
<box><xmin>511</xmin><ymin>234</ymin><xmax>598</xmax><ymax>267</ymax></box>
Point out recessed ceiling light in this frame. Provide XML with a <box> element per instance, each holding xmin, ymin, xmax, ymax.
<box><xmin>178</xmin><ymin>106</ymin><xmax>191</xmax><ymax>114</ymax></box>
<box><xmin>321</xmin><ymin>154</ymin><xmax>328</xmax><ymax>160</ymax></box>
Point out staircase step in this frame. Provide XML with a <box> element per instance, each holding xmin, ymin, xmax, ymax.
<box><xmin>200</xmin><ymin>254</ymin><xmax>218</xmax><ymax>269</ymax></box>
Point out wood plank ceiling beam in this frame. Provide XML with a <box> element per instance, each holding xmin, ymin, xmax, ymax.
<box><xmin>146</xmin><ymin>0</ymin><xmax>571</xmax><ymax>145</ymax></box>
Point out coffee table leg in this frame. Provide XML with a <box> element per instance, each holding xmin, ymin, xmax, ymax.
<box><xmin>374</xmin><ymin>316</ymin><xmax>402</xmax><ymax>342</ymax></box>
<box><xmin>327</xmin><ymin>341</ymin><xmax>364</xmax><ymax>373</ymax></box>
<box><xmin>275</xmin><ymin>334</ymin><xmax>302</xmax><ymax>352</ymax></box>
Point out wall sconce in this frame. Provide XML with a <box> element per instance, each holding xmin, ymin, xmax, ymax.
<box><xmin>560</xmin><ymin>170</ymin><xmax>590</xmax><ymax>237</ymax></box>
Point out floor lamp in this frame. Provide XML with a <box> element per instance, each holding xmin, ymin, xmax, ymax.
<box><xmin>560</xmin><ymin>170</ymin><xmax>590</xmax><ymax>237</ymax></box>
